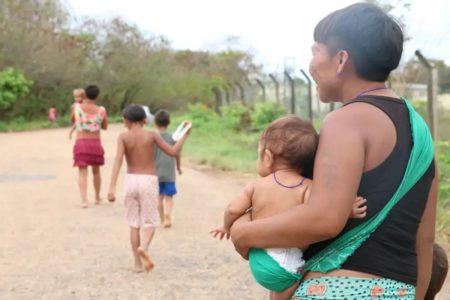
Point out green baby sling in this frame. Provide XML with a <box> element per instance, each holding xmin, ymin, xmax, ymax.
<box><xmin>300</xmin><ymin>99</ymin><xmax>435</xmax><ymax>278</ymax></box>
<box><xmin>249</xmin><ymin>99</ymin><xmax>435</xmax><ymax>292</ymax></box>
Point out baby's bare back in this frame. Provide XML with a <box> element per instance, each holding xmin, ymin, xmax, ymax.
<box><xmin>251</xmin><ymin>175</ymin><xmax>311</xmax><ymax>221</ymax></box>
<box><xmin>122</xmin><ymin>129</ymin><xmax>158</xmax><ymax>175</ymax></box>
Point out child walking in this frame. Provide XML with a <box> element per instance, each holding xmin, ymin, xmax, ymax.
<box><xmin>108</xmin><ymin>105</ymin><xmax>190</xmax><ymax>272</ymax></box>
<box><xmin>211</xmin><ymin>115</ymin><xmax>367</xmax><ymax>300</ymax></box>
<box><xmin>154</xmin><ymin>109</ymin><xmax>182</xmax><ymax>228</ymax></box>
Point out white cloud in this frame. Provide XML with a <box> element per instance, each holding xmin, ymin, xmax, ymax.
<box><xmin>66</xmin><ymin>0</ymin><xmax>450</xmax><ymax>72</ymax></box>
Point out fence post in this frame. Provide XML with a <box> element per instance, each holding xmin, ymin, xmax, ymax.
<box><xmin>255</xmin><ymin>79</ymin><xmax>266</xmax><ymax>102</ymax></box>
<box><xmin>211</xmin><ymin>86</ymin><xmax>222</xmax><ymax>115</ymax></box>
<box><xmin>269</xmin><ymin>74</ymin><xmax>280</xmax><ymax>104</ymax></box>
<box><xmin>228</xmin><ymin>81</ymin><xmax>236</xmax><ymax>101</ymax></box>
<box><xmin>415</xmin><ymin>50</ymin><xmax>438</xmax><ymax>140</ymax></box>
<box><xmin>284</xmin><ymin>71</ymin><xmax>295</xmax><ymax>114</ymax></box>
<box><xmin>224</xmin><ymin>86</ymin><xmax>230</xmax><ymax>105</ymax></box>
<box><xmin>234</xmin><ymin>80</ymin><xmax>246</xmax><ymax>105</ymax></box>
<box><xmin>300</xmin><ymin>69</ymin><xmax>313</xmax><ymax>121</ymax></box>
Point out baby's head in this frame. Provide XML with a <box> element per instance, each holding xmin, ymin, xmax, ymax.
<box><xmin>154</xmin><ymin>109</ymin><xmax>171</xmax><ymax>128</ymax></box>
<box><xmin>425</xmin><ymin>243</ymin><xmax>449</xmax><ymax>300</ymax></box>
<box><xmin>123</xmin><ymin>104</ymin><xmax>147</xmax><ymax>128</ymax></box>
<box><xmin>257</xmin><ymin>115</ymin><xmax>318</xmax><ymax>178</ymax></box>
<box><xmin>73</xmin><ymin>88</ymin><xmax>85</xmax><ymax>103</ymax></box>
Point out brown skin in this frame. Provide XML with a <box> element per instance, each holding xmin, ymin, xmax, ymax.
<box><xmin>70</xmin><ymin>99</ymin><xmax>108</xmax><ymax>139</ymax></box>
<box><xmin>107</xmin><ymin>119</ymin><xmax>190</xmax><ymax>201</ymax></box>
<box><xmin>70</xmin><ymin>97</ymin><xmax>108</xmax><ymax>207</ymax></box>
<box><xmin>212</xmin><ymin>144</ymin><xmax>366</xmax><ymax>300</ymax></box>
<box><xmin>230</xmin><ymin>42</ymin><xmax>437</xmax><ymax>297</ymax></box>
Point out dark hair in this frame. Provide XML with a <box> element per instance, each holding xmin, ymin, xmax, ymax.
<box><xmin>261</xmin><ymin>115</ymin><xmax>318</xmax><ymax>178</ymax></box>
<box><xmin>425</xmin><ymin>243</ymin><xmax>449</xmax><ymax>300</ymax></box>
<box><xmin>314</xmin><ymin>3</ymin><xmax>403</xmax><ymax>82</ymax></box>
<box><xmin>123</xmin><ymin>104</ymin><xmax>146</xmax><ymax>123</ymax></box>
<box><xmin>84</xmin><ymin>85</ymin><xmax>100</xmax><ymax>100</ymax></box>
<box><xmin>154</xmin><ymin>109</ymin><xmax>171</xmax><ymax>127</ymax></box>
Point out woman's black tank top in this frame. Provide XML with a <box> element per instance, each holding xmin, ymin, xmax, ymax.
<box><xmin>304</xmin><ymin>96</ymin><xmax>435</xmax><ymax>285</ymax></box>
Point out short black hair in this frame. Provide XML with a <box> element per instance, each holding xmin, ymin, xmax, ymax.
<box><xmin>123</xmin><ymin>104</ymin><xmax>146</xmax><ymax>123</ymax></box>
<box><xmin>314</xmin><ymin>3</ymin><xmax>403</xmax><ymax>82</ymax></box>
<box><xmin>154</xmin><ymin>109</ymin><xmax>170</xmax><ymax>127</ymax></box>
<box><xmin>84</xmin><ymin>85</ymin><xmax>100</xmax><ymax>100</ymax></box>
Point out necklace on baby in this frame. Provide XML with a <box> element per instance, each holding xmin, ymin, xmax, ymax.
<box><xmin>273</xmin><ymin>171</ymin><xmax>305</xmax><ymax>189</ymax></box>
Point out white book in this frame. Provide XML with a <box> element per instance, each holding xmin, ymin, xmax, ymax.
<box><xmin>172</xmin><ymin>121</ymin><xmax>192</xmax><ymax>141</ymax></box>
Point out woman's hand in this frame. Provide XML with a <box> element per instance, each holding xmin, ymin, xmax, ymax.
<box><xmin>230</xmin><ymin>212</ymin><xmax>252</xmax><ymax>260</ymax></box>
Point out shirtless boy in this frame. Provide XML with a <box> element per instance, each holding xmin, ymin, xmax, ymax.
<box><xmin>108</xmin><ymin>104</ymin><xmax>190</xmax><ymax>272</ymax></box>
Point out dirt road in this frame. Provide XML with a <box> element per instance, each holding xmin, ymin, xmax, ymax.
<box><xmin>0</xmin><ymin>125</ymin><xmax>448</xmax><ymax>299</ymax></box>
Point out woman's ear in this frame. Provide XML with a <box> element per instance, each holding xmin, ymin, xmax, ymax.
<box><xmin>336</xmin><ymin>50</ymin><xmax>350</xmax><ymax>75</ymax></box>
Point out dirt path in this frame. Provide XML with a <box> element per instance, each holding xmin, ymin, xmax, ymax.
<box><xmin>0</xmin><ymin>125</ymin><xmax>449</xmax><ymax>299</ymax></box>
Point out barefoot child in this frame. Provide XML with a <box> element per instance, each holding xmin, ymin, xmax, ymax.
<box><xmin>154</xmin><ymin>109</ymin><xmax>182</xmax><ymax>228</ymax></box>
<box><xmin>211</xmin><ymin>115</ymin><xmax>367</xmax><ymax>300</ymax></box>
<box><xmin>108</xmin><ymin>104</ymin><xmax>190</xmax><ymax>272</ymax></box>
<box><xmin>69</xmin><ymin>88</ymin><xmax>85</xmax><ymax>140</ymax></box>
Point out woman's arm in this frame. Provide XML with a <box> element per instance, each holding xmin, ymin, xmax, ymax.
<box><xmin>415</xmin><ymin>162</ymin><xmax>438</xmax><ymax>300</ymax></box>
<box><xmin>231</xmin><ymin>110</ymin><xmax>365</xmax><ymax>257</ymax></box>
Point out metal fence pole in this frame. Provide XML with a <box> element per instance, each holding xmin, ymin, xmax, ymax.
<box><xmin>255</xmin><ymin>79</ymin><xmax>266</xmax><ymax>102</ymax></box>
<box><xmin>415</xmin><ymin>50</ymin><xmax>438</xmax><ymax>139</ymax></box>
<box><xmin>234</xmin><ymin>80</ymin><xmax>246</xmax><ymax>105</ymax></box>
<box><xmin>284</xmin><ymin>71</ymin><xmax>295</xmax><ymax>114</ymax></box>
<box><xmin>269</xmin><ymin>74</ymin><xmax>280</xmax><ymax>104</ymax></box>
<box><xmin>211</xmin><ymin>87</ymin><xmax>222</xmax><ymax>115</ymax></box>
<box><xmin>300</xmin><ymin>69</ymin><xmax>313</xmax><ymax>121</ymax></box>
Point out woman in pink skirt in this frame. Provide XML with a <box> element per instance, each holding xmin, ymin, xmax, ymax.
<box><xmin>71</xmin><ymin>85</ymin><xmax>108</xmax><ymax>208</ymax></box>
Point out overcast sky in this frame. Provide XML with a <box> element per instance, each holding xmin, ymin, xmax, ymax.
<box><xmin>66</xmin><ymin>0</ymin><xmax>450</xmax><ymax>73</ymax></box>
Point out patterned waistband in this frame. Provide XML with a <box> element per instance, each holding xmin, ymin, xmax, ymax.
<box><xmin>292</xmin><ymin>276</ymin><xmax>415</xmax><ymax>299</ymax></box>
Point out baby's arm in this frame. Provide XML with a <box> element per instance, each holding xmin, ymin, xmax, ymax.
<box><xmin>107</xmin><ymin>135</ymin><xmax>125</xmax><ymax>202</ymax></box>
<box><xmin>211</xmin><ymin>182</ymin><xmax>254</xmax><ymax>240</ymax></box>
<box><xmin>304</xmin><ymin>184</ymin><xmax>367</xmax><ymax>219</ymax></box>
<box><xmin>224</xmin><ymin>182</ymin><xmax>254</xmax><ymax>231</ymax></box>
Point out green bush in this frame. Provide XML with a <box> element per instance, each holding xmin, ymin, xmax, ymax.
<box><xmin>252</xmin><ymin>102</ymin><xmax>286</xmax><ymax>130</ymax></box>
<box><xmin>221</xmin><ymin>103</ymin><xmax>251</xmax><ymax>131</ymax></box>
<box><xmin>0</xmin><ymin>68</ymin><xmax>32</xmax><ymax>111</ymax></box>
<box><xmin>187</xmin><ymin>103</ymin><xmax>215</xmax><ymax>123</ymax></box>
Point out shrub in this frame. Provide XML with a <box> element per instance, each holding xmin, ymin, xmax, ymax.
<box><xmin>221</xmin><ymin>104</ymin><xmax>251</xmax><ymax>131</ymax></box>
<box><xmin>252</xmin><ymin>102</ymin><xmax>286</xmax><ymax>130</ymax></box>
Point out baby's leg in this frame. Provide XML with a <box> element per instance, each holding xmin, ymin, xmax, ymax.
<box><xmin>129</xmin><ymin>227</ymin><xmax>143</xmax><ymax>272</ymax></box>
<box><xmin>269</xmin><ymin>282</ymin><xmax>300</xmax><ymax>300</ymax></box>
<box><xmin>92</xmin><ymin>166</ymin><xmax>101</xmax><ymax>204</ymax></box>
<box><xmin>78</xmin><ymin>167</ymin><xmax>88</xmax><ymax>208</ymax></box>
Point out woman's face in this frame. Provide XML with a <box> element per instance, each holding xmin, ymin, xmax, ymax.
<box><xmin>309</xmin><ymin>42</ymin><xmax>341</xmax><ymax>102</ymax></box>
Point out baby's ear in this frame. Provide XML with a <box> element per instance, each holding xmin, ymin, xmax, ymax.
<box><xmin>264</xmin><ymin>149</ymin><xmax>275</xmax><ymax>167</ymax></box>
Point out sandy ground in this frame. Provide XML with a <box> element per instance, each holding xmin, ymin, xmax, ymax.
<box><xmin>0</xmin><ymin>124</ymin><xmax>449</xmax><ymax>300</ymax></box>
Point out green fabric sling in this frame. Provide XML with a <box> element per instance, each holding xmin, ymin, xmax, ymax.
<box><xmin>298</xmin><ymin>98</ymin><xmax>435</xmax><ymax>279</ymax></box>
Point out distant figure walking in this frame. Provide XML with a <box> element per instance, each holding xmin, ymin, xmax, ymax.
<box><xmin>48</xmin><ymin>107</ymin><xmax>57</xmax><ymax>127</ymax></box>
<box><xmin>71</xmin><ymin>85</ymin><xmax>108</xmax><ymax>208</ymax></box>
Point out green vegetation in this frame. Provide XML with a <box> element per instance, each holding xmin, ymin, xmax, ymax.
<box><xmin>169</xmin><ymin>102</ymin><xmax>285</xmax><ymax>173</ymax></box>
<box><xmin>437</xmin><ymin>141</ymin><xmax>450</xmax><ymax>239</ymax></box>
